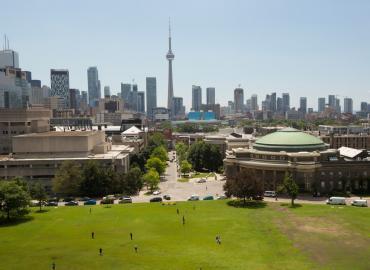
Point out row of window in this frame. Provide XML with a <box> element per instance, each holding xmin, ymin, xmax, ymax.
<box><xmin>321</xmin><ymin>180</ymin><xmax>368</xmax><ymax>190</ymax></box>
<box><xmin>321</xmin><ymin>171</ymin><xmax>368</xmax><ymax>177</ymax></box>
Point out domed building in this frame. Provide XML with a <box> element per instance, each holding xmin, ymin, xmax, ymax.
<box><xmin>224</xmin><ymin>128</ymin><xmax>370</xmax><ymax>194</ymax></box>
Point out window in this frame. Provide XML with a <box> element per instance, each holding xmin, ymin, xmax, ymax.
<box><xmin>338</xmin><ymin>181</ymin><xmax>342</xmax><ymax>189</ymax></box>
<box><xmin>321</xmin><ymin>172</ymin><xmax>326</xmax><ymax>176</ymax></box>
<box><xmin>338</xmin><ymin>171</ymin><xmax>342</xmax><ymax>176</ymax></box>
<box><xmin>329</xmin><ymin>172</ymin><xmax>334</xmax><ymax>176</ymax></box>
<box><xmin>321</xmin><ymin>181</ymin><xmax>325</xmax><ymax>188</ymax></box>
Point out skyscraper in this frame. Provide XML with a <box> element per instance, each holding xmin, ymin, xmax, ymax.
<box><xmin>299</xmin><ymin>97</ymin><xmax>307</xmax><ymax>114</ymax></box>
<box><xmin>206</xmin><ymin>87</ymin><xmax>215</xmax><ymax>105</ymax></box>
<box><xmin>121</xmin><ymin>83</ymin><xmax>131</xmax><ymax>102</ymax></box>
<box><xmin>0</xmin><ymin>49</ymin><xmax>19</xmax><ymax>69</ymax></box>
<box><xmin>251</xmin><ymin>94</ymin><xmax>258</xmax><ymax>111</ymax></box>
<box><xmin>137</xmin><ymin>91</ymin><xmax>145</xmax><ymax>113</ymax></box>
<box><xmin>318</xmin><ymin>97</ymin><xmax>325</xmax><ymax>112</ymax></box>
<box><xmin>166</xmin><ymin>21</ymin><xmax>175</xmax><ymax>114</ymax></box>
<box><xmin>282</xmin><ymin>93</ymin><xmax>290</xmax><ymax>113</ymax></box>
<box><xmin>87</xmin><ymin>67</ymin><xmax>100</xmax><ymax>107</ymax></box>
<box><xmin>192</xmin><ymin>85</ymin><xmax>202</xmax><ymax>111</ymax></box>
<box><xmin>343</xmin><ymin>98</ymin><xmax>353</xmax><ymax>114</ymax></box>
<box><xmin>131</xmin><ymin>84</ymin><xmax>138</xmax><ymax>112</ymax></box>
<box><xmin>173</xmin><ymin>97</ymin><xmax>184</xmax><ymax>118</ymax></box>
<box><xmin>270</xmin><ymin>92</ymin><xmax>277</xmax><ymax>112</ymax></box>
<box><xmin>277</xmin><ymin>97</ymin><xmax>283</xmax><ymax>112</ymax></box>
<box><xmin>361</xmin><ymin>102</ymin><xmax>368</xmax><ymax>112</ymax></box>
<box><xmin>146</xmin><ymin>77</ymin><xmax>157</xmax><ymax>119</ymax></box>
<box><xmin>50</xmin><ymin>69</ymin><xmax>69</xmax><ymax>108</ymax></box>
<box><xmin>234</xmin><ymin>88</ymin><xmax>244</xmax><ymax>113</ymax></box>
<box><xmin>328</xmin><ymin>95</ymin><xmax>335</xmax><ymax>108</ymax></box>
<box><xmin>104</xmin><ymin>86</ymin><xmax>110</xmax><ymax>98</ymax></box>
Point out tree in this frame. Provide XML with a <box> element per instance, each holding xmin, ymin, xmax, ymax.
<box><xmin>187</xmin><ymin>141</ymin><xmax>224</xmax><ymax>172</ymax></box>
<box><xmin>150</xmin><ymin>146</ymin><xmax>168</xmax><ymax>162</ymax></box>
<box><xmin>143</xmin><ymin>168</ymin><xmax>160</xmax><ymax>192</ymax></box>
<box><xmin>30</xmin><ymin>183</ymin><xmax>47</xmax><ymax>211</ymax></box>
<box><xmin>118</xmin><ymin>166</ymin><xmax>143</xmax><ymax>195</ymax></box>
<box><xmin>146</xmin><ymin>157</ymin><xmax>166</xmax><ymax>175</ymax></box>
<box><xmin>53</xmin><ymin>160</ymin><xmax>83</xmax><ymax>196</ymax></box>
<box><xmin>187</xmin><ymin>141</ymin><xmax>204</xmax><ymax>171</ymax></box>
<box><xmin>148</xmin><ymin>133</ymin><xmax>167</xmax><ymax>152</ymax></box>
<box><xmin>279</xmin><ymin>172</ymin><xmax>299</xmax><ymax>206</ymax></box>
<box><xmin>180</xmin><ymin>160</ymin><xmax>192</xmax><ymax>176</ymax></box>
<box><xmin>223</xmin><ymin>169</ymin><xmax>263</xmax><ymax>205</ymax></box>
<box><xmin>80</xmin><ymin>161</ymin><xmax>113</xmax><ymax>197</ymax></box>
<box><xmin>0</xmin><ymin>180</ymin><xmax>30</xmax><ymax>220</ymax></box>
<box><xmin>175</xmin><ymin>142</ymin><xmax>188</xmax><ymax>163</ymax></box>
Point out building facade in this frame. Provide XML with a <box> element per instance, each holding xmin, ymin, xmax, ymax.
<box><xmin>192</xmin><ymin>85</ymin><xmax>202</xmax><ymax>111</ymax></box>
<box><xmin>234</xmin><ymin>88</ymin><xmax>244</xmax><ymax>113</ymax></box>
<box><xmin>146</xmin><ymin>77</ymin><xmax>157</xmax><ymax>119</ymax></box>
<box><xmin>50</xmin><ymin>69</ymin><xmax>69</xmax><ymax>108</ymax></box>
<box><xmin>206</xmin><ymin>87</ymin><xmax>215</xmax><ymax>105</ymax></box>
<box><xmin>87</xmin><ymin>67</ymin><xmax>100</xmax><ymax>107</ymax></box>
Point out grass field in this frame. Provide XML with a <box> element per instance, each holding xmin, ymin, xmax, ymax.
<box><xmin>0</xmin><ymin>201</ymin><xmax>369</xmax><ymax>270</ymax></box>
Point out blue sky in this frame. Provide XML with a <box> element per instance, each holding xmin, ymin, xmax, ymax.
<box><xmin>2</xmin><ymin>0</ymin><xmax>370</xmax><ymax>110</ymax></box>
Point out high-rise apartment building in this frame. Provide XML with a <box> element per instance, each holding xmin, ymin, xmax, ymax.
<box><xmin>146</xmin><ymin>77</ymin><xmax>157</xmax><ymax>119</ymax></box>
<box><xmin>343</xmin><ymin>98</ymin><xmax>353</xmax><ymax>114</ymax></box>
<box><xmin>206</xmin><ymin>87</ymin><xmax>215</xmax><ymax>105</ymax></box>
<box><xmin>318</xmin><ymin>97</ymin><xmax>326</xmax><ymax>112</ymax></box>
<box><xmin>234</xmin><ymin>88</ymin><xmax>244</xmax><ymax>113</ymax></box>
<box><xmin>173</xmin><ymin>97</ymin><xmax>184</xmax><ymax>118</ymax></box>
<box><xmin>277</xmin><ymin>97</ymin><xmax>283</xmax><ymax>112</ymax></box>
<box><xmin>335</xmin><ymin>98</ymin><xmax>341</xmax><ymax>113</ymax></box>
<box><xmin>282</xmin><ymin>93</ymin><xmax>290</xmax><ymax>113</ymax></box>
<box><xmin>69</xmin><ymin>88</ymin><xmax>79</xmax><ymax>110</ymax></box>
<box><xmin>361</xmin><ymin>102</ymin><xmax>368</xmax><ymax>112</ymax></box>
<box><xmin>87</xmin><ymin>67</ymin><xmax>100</xmax><ymax>107</ymax></box>
<box><xmin>270</xmin><ymin>92</ymin><xmax>277</xmax><ymax>112</ymax></box>
<box><xmin>50</xmin><ymin>69</ymin><xmax>69</xmax><ymax>108</ymax></box>
<box><xmin>121</xmin><ymin>83</ymin><xmax>131</xmax><ymax>102</ymax></box>
<box><xmin>192</xmin><ymin>85</ymin><xmax>202</xmax><ymax>111</ymax></box>
<box><xmin>299</xmin><ymin>97</ymin><xmax>307</xmax><ymax>114</ymax></box>
<box><xmin>104</xmin><ymin>86</ymin><xmax>110</xmax><ymax>98</ymax></box>
<box><xmin>328</xmin><ymin>95</ymin><xmax>336</xmax><ymax>108</ymax></box>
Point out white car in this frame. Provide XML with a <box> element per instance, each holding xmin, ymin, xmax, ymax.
<box><xmin>216</xmin><ymin>195</ymin><xmax>227</xmax><ymax>200</ymax></box>
<box><xmin>326</xmin><ymin>197</ymin><xmax>346</xmax><ymax>205</ymax></box>
<box><xmin>153</xmin><ymin>190</ymin><xmax>161</xmax><ymax>195</ymax></box>
<box><xmin>264</xmin><ymin>191</ymin><xmax>276</xmax><ymax>197</ymax></box>
<box><xmin>351</xmin><ymin>199</ymin><xmax>368</xmax><ymax>207</ymax></box>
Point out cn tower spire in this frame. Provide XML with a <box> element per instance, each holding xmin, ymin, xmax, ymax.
<box><xmin>166</xmin><ymin>18</ymin><xmax>175</xmax><ymax>116</ymax></box>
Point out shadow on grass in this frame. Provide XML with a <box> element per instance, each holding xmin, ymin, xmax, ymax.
<box><xmin>34</xmin><ymin>209</ymin><xmax>49</xmax><ymax>214</ymax></box>
<box><xmin>280</xmin><ymin>203</ymin><xmax>303</xmax><ymax>209</ymax></box>
<box><xmin>0</xmin><ymin>216</ymin><xmax>34</xmax><ymax>227</ymax></box>
<box><xmin>227</xmin><ymin>200</ymin><xmax>267</xmax><ymax>209</ymax></box>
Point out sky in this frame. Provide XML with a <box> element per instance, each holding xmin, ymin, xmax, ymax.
<box><xmin>2</xmin><ymin>0</ymin><xmax>370</xmax><ymax>111</ymax></box>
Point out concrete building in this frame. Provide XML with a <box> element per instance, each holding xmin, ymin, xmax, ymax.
<box><xmin>173</xmin><ymin>97</ymin><xmax>185</xmax><ymax>119</ymax></box>
<box><xmin>234</xmin><ymin>88</ymin><xmax>244</xmax><ymax>113</ymax></box>
<box><xmin>328</xmin><ymin>95</ymin><xmax>336</xmax><ymax>109</ymax></box>
<box><xmin>192</xmin><ymin>85</ymin><xmax>202</xmax><ymax>111</ymax></box>
<box><xmin>224</xmin><ymin>128</ymin><xmax>370</xmax><ymax>194</ymax></box>
<box><xmin>321</xmin><ymin>134</ymin><xmax>370</xmax><ymax>150</ymax></box>
<box><xmin>282</xmin><ymin>93</ymin><xmax>290</xmax><ymax>113</ymax></box>
<box><xmin>121</xmin><ymin>83</ymin><xmax>131</xmax><ymax>103</ymax></box>
<box><xmin>146</xmin><ymin>77</ymin><xmax>157</xmax><ymax>119</ymax></box>
<box><xmin>104</xmin><ymin>86</ymin><xmax>110</xmax><ymax>98</ymax></box>
<box><xmin>270</xmin><ymin>92</ymin><xmax>277</xmax><ymax>112</ymax></box>
<box><xmin>0</xmin><ymin>67</ymin><xmax>31</xmax><ymax>108</ymax></box>
<box><xmin>344</xmin><ymin>98</ymin><xmax>353</xmax><ymax>114</ymax></box>
<box><xmin>206</xmin><ymin>87</ymin><xmax>215</xmax><ymax>105</ymax></box>
<box><xmin>87</xmin><ymin>67</ymin><xmax>100</xmax><ymax>107</ymax></box>
<box><xmin>137</xmin><ymin>91</ymin><xmax>145</xmax><ymax>113</ymax></box>
<box><xmin>50</xmin><ymin>69</ymin><xmax>69</xmax><ymax>108</ymax></box>
<box><xmin>0</xmin><ymin>108</ymin><xmax>51</xmax><ymax>154</ymax></box>
<box><xmin>251</xmin><ymin>94</ymin><xmax>258</xmax><ymax>111</ymax></box>
<box><xmin>318</xmin><ymin>97</ymin><xmax>326</xmax><ymax>113</ymax></box>
<box><xmin>0</xmin><ymin>131</ymin><xmax>133</xmax><ymax>187</ymax></box>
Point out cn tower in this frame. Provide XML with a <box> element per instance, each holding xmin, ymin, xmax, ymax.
<box><xmin>166</xmin><ymin>20</ymin><xmax>175</xmax><ymax>115</ymax></box>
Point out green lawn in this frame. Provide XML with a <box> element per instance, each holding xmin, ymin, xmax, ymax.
<box><xmin>0</xmin><ymin>201</ymin><xmax>369</xmax><ymax>270</ymax></box>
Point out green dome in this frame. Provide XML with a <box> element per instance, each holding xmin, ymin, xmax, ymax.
<box><xmin>253</xmin><ymin>128</ymin><xmax>327</xmax><ymax>152</ymax></box>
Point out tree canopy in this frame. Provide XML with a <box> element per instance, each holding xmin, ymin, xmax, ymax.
<box><xmin>146</xmin><ymin>157</ymin><xmax>166</xmax><ymax>175</ymax></box>
<box><xmin>150</xmin><ymin>146</ymin><xmax>168</xmax><ymax>162</ymax></box>
<box><xmin>53</xmin><ymin>160</ymin><xmax>83</xmax><ymax>196</ymax></box>
<box><xmin>180</xmin><ymin>160</ymin><xmax>192</xmax><ymax>175</ymax></box>
<box><xmin>279</xmin><ymin>172</ymin><xmax>299</xmax><ymax>206</ymax></box>
<box><xmin>0</xmin><ymin>180</ymin><xmax>30</xmax><ymax>220</ymax></box>
<box><xmin>187</xmin><ymin>141</ymin><xmax>223</xmax><ymax>172</ymax></box>
<box><xmin>143</xmin><ymin>168</ymin><xmax>160</xmax><ymax>192</ymax></box>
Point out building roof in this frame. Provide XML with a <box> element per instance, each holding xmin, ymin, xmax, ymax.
<box><xmin>122</xmin><ymin>125</ymin><xmax>142</xmax><ymax>135</ymax></box>
<box><xmin>253</xmin><ymin>127</ymin><xmax>327</xmax><ymax>152</ymax></box>
<box><xmin>14</xmin><ymin>131</ymin><xmax>98</xmax><ymax>137</ymax></box>
<box><xmin>338</xmin><ymin>147</ymin><xmax>364</xmax><ymax>159</ymax></box>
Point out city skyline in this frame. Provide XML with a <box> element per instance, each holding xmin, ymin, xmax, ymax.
<box><xmin>2</xmin><ymin>0</ymin><xmax>370</xmax><ymax>110</ymax></box>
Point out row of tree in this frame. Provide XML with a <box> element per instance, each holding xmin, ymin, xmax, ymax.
<box><xmin>224</xmin><ymin>170</ymin><xmax>299</xmax><ymax>206</ymax></box>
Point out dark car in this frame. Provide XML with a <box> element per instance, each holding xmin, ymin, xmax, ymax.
<box><xmin>80</xmin><ymin>197</ymin><xmax>91</xmax><ymax>201</ymax></box>
<box><xmin>253</xmin><ymin>195</ymin><xmax>264</xmax><ymax>201</ymax></box>
<box><xmin>101</xmin><ymin>198</ymin><xmax>115</xmax><ymax>204</ymax></box>
<box><xmin>150</xmin><ymin>197</ymin><xmax>163</xmax><ymax>202</ymax></box>
<box><xmin>46</xmin><ymin>201</ymin><xmax>58</xmax><ymax>206</ymax></box>
<box><xmin>63</xmin><ymin>197</ymin><xmax>75</xmax><ymax>202</ymax></box>
<box><xmin>118</xmin><ymin>197</ymin><xmax>132</xmax><ymax>204</ymax></box>
<box><xmin>65</xmin><ymin>201</ymin><xmax>78</xmax><ymax>206</ymax></box>
<box><xmin>84</xmin><ymin>199</ymin><xmax>97</xmax><ymax>205</ymax></box>
<box><xmin>163</xmin><ymin>195</ymin><xmax>171</xmax><ymax>200</ymax></box>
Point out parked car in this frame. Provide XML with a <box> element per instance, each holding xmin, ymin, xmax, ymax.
<box><xmin>150</xmin><ymin>197</ymin><xmax>163</xmax><ymax>202</ymax></box>
<box><xmin>326</xmin><ymin>197</ymin><xmax>346</xmax><ymax>205</ymax></box>
<box><xmin>351</xmin><ymin>199</ymin><xmax>368</xmax><ymax>207</ymax></box>
<box><xmin>197</xmin><ymin>178</ymin><xmax>206</xmax><ymax>183</ymax></box>
<box><xmin>153</xmin><ymin>190</ymin><xmax>161</xmax><ymax>195</ymax></box>
<box><xmin>65</xmin><ymin>201</ymin><xmax>78</xmax><ymax>206</ymax></box>
<box><xmin>253</xmin><ymin>195</ymin><xmax>264</xmax><ymax>201</ymax></box>
<box><xmin>84</xmin><ymin>199</ymin><xmax>97</xmax><ymax>205</ymax></box>
<box><xmin>119</xmin><ymin>197</ymin><xmax>132</xmax><ymax>204</ymax></box>
<box><xmin>80</xmin><ymin>197</ymin><xmax>91</xmax><ymax>201</ymax></box>
<box><xmin>46</xmin><ymin>201</ymin><xmax>58</xmax><ymax>207</ymax></box>
<box><xmin>103</xmin><ymin>195</ymin><xmax>116</xmax><ymax>200</ymax></box>
<box><xmin>263</xmin><ymin>191</ymin><xmax>276</xmax><ymax>197</ymax></box>
<box><xmin>203</xmin><ymin>195</ymin><xmax>214</xmax><ymax>200</ymax></box>
<box><xmin>163</xmin><ymin>194</ymin><xmax>171</xmax><ymax>200</ymax></box>
<box><xmin>216</xmin><ymin>195</ymin><xmax>227</xmax><ymax>200</ymax></box>
<box><xmin>188</xmin><ymin>195</ymin><xmax>200</xmax><ymax>201</ymax></box>
<box><xmin>101</xmin><ymin>198</ymin><xmax>115</xmax><ymax>204</ymax></box>
<box><xmin>63</xmin><ymin>197</ymin><xmax>75</xmax><ymax>202</ymax></box>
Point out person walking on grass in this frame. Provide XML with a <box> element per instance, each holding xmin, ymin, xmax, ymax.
<box><xmin>176</xmin><ymin>208</ymin><xmax>179</xmax><ymax>215</ymax></box>
<box><xmin>134</xmin><ymin>245</ymin><xmax>138</xmax><ymax>253</ymax></box>
<box><xmin>130</xmin><ymin>232</ymin><xmax>133</xmax><ymax>240</ymax></box>
<box><xmin>182</xmin><ymin>215</ymin><xmax>185</xmax><ymax>225</ymax></box>
<box><xmin>51</xmin><ymin>262</ymin><xmax>56</xmax><ymax>270</ymax></box>
<box><xmin>99</xmin><ymin>248</ymin><xmax>103</xmax><ymax>256</ymax></box>
<box><xmin>91</xmin><ymin>232</ymin><xmax>95</xmax><ymax>239</ymax></box>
